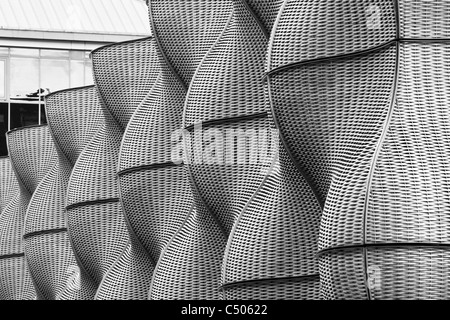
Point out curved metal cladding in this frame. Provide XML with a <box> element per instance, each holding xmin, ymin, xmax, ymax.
<box><xmin>0</xmin><ymin>157</ymin><xmax>19</xmax><ymax>214</ymax></box>
<box><xmin>0</xmin><ymin>157</ymin><xmax>20</xmax><ymax>299</ymax></box>
<box><xmin>148</xmin><ymin>0</ymin><xmax>232</xmax><ymax>87</ymax></box>
<box><xmin>267</xmin><ymin>0</ymin><xmax>450</xmax><ymax>299</ymax></box>
<box><xmin>24</xmin><ymin>87</ymin><xmax>103</xmax><ymax>300</ymax></box>
<box><xmin>88</xmin><ymin>37</ymin><xmax>159</xmax><ymax>300</ymax></box>
<box><xmin>182</xmin><ymin>0</ymin><xmax>321</xmax><ymax>300</ymax></box>
<box><xmin>63</xmin><ymin>86</ymin><xmax>131</xmax><ymax>297</ymax></box>
<box><xmin>0</xmin><ymin>125</ymin><xmax>56</xmax><ymax>300</ymax></box>
<box><xmin>111</xmin><ymin>1</ymin><xmax>232</xmax><ymax>299</ymax></box>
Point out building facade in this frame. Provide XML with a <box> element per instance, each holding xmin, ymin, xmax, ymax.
<box><xmin>0</xmin><ymin>0</ymin><xmax>150</xmax><ymax>155</ymax></box>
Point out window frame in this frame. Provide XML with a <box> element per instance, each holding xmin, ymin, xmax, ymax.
<box><xmin>0</xmin><ymin>58</ymin><xmax>6</xmax><ymax>101</ymax></box>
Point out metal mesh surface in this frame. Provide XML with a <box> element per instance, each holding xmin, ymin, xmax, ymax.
<box><xmin>89</xmin><ymin>37</ymin><xmax>162</xmax><ymax>300</ymax></box>
<box><xmin>117</xmin><ymin>39</ymin><xmax>226</xmax><ymax>299</ymax></box>
<box><xmin>22</xmin><ymin>86</ymin><xmax>106</xmax><ymax>300</ymax></box>
<box><xmin>63</xmin><ymin>93</ymin><xmax>129</xmax><ymax>296</ymax></box>
<box><xmin>0</xmin><ymin>157</ymin><xmax>19</xmax><ymax>213</ymax></box>
<box><xmin>148</xmin><ymin>0</ymin><xmax>233</xmax><ymax>86</ymax></box>
<box><xmin>111</xmin><ymin>1</ymin><xmax>237</xmax><ymax>299</ymax></box>
<box><xmin>184</xmin><ymin>1</ymin><xmax>322</xmax><ymax>299</ymax></box>
<box><xmin>0</xmin><ymin>125</ymin><xmax>57</xmax><ymax>300</ymax></box>
<box><xmin>268</xmin><ymin>0</ymin><xmax>450</xmax><ymax>299</ymax></box>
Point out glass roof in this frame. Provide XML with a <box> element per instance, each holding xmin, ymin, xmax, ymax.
<box><xmin>0</xmin><ymin>0</ymin><xmax>151</xmax><ymax>35</ymax></box>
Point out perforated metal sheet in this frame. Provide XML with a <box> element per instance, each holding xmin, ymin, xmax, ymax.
<box><xmin>0</xmin><ymin>125</ymin><xmax>57</xmax><ymax>300</ymax></box>
<box><xmin>89</xmin><ymin>37</ymin><xmax>161</xmax><ymax>299</ymax></box>
<box><xmin>268</xmin><ymin>0</ymin><xmax>450</xmax><ymax>299</ymax></box>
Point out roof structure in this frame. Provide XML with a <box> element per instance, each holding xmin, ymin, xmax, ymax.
<box><xmin>0</xmin><ymin>0</ymin><xmax>150</xmax><ymax>36</ymax></box>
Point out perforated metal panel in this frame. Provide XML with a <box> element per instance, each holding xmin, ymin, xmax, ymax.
<box><xmin>88</xmin><ymin>37</ymin><xmax>160</xmax><ymax>300</ymax></box>
<box><xmin>0</xmin><ymin>157</ymin><xmax>20</xmax><ymax>299</ymax></box>
<box><xmin>56</xmin><ymin>85</ymin><xmax>130</xmax><ymax>298</ymax></box>
<box><xmin>268</xmin><ymin>0</ymin><xmax>450</xmax><ymax>299</ymax></box>
<box><xmin>112</xmin><ymin>1</ymin><xmax>235</xmax><ymax>299</ymax></box>
<box><xmin>24</xmin><ymin>86</ymin><xmax>105</xmax><ymax>300</ymax></box>
<box><xmin>0</xmin><ymin>157</ymin><xmax>19</xmax><ymax>214</ymax></box>
<box><xmin>0</xmin><ymin>125</ymin><xmax>57</xmax><ymax>300</ymax></box>
<box><xmin>183</xmin><ymin>1</ymin><xmax>322</xmax><ymax>299</ymax></box>
<box><xmin>148</xmin><ymin>0</ymin><xmax>233</xmax><ymax>86</ymax></box>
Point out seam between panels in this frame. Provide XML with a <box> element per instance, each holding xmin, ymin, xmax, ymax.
<box><xmin>0</xmin><ymin>252</ymin><xmax>24</xmax><ymax>260</ymax></box>
<box><xmin>317</xmin><ymin>243</ymin><xmax>450</xmax><ymax>257</ymax></box>
<box><xmin>182</xmin><ymin>11</ymin><xmax>234</xmax><ymax>240</ymax></box>
<box><xmin>23</xmin><ymin>228</ymin><xmax>68</xmax><ymax>240</ymax></box>
<box><xmin>221</xmin><ymin>274</ymin><xmax>321</xmax><ymax>289</ymax></box>
<box><xmin>363</xmin><ymin>41</ymin><xmax>401</xmax><ymax>301</ymax></box>
<box><xmin>147</xmin><ymin>1</ymin><xmax>188</xmax><ymax>91</ymax></box>
<box><xmin>148</xmin><ymin>204</ymin><xmax>196</xmax><ymax>300</ymax></box>
<box><xmin>118</xmin><ymin>162</ymin><xmax>183</xmax><ymax>177</ymax></box>
<box><xmin>184</xmin><ymin>112</ymin><xmax>268</xmax><ymax>131</ymax></box>
<box><xmin>394</xmin><ymin>0</ymin><xmax>400</xmax><ymax>39</ymax></box>
<box><xmin>66</xmin><ymin>198</ymin><xmax>120</xmax><ymax>211</ymax></box>
<box><xmin>266</xmin><ymin>40</ymin><xmax>398</xmax><ymax>78</ymax></box>
<box><xmin>265</xmin><ymin>38</ymin><xmax>450</xmax><ymax>80</ymax></box>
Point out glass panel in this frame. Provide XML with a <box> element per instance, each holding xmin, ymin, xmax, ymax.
<box><xmin>0</xmin><ymin>60</ymin><xmax>4</xmax><ymax>99</ymax></box>
<box><xmin>70</xmin><ymin>51</ymin><xmax>84</xmax><ymax>60</ymax></box>
<box><xmin>70</xmin><ymin>60</ymin><xmax>84</xmax><ymax>88</ymax></box>
<box><xmin>41</xmin><ymin>59</ymin><xmax>70</xmax><ymax>94</ymax></box>
<box><xmin>0</xmin><ymin>103</ymin><xmax>8</xmax><ymax>156</ymax></box>
<box><xmin>84</xmin><ymin>61</ymin><xmax>93</xmax><ymax>85</ymax></box>
<box><xmin>10</xmin><ymin>58</ymin><xmax>40</xmax><ymax>100</ymax></box>
<box><xmin>10</xmin><ymin>48</ymin><xmax>39</xmax><ymax>57</ymax></box>
<box><xmin>41</xmin><ymin>49</ymin><xmax>70</xmax><ymax>59</ymax></box>
<box><xmin>40</xmin><ymin>104</ymin><xmax>47</xmax><ymax>125</ymax></box>
<box><xmin>10</xmin><ymin>103</ymin><xmax>39</xmax><ymax>129</ymax></box>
